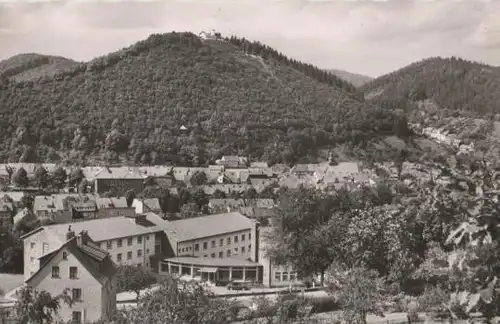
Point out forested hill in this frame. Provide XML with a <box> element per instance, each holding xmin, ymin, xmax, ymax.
<box><xmin>0</xmin><ymin>32</ymin><xmax>411</xmax><ymax>166</ymax></box>
<box><xmin>328</xmin><ymin>69</ymin><xmax>372</xmax><ymax>87</ymax></box>
<box><xmin>361</xmin><ymin>57</ymin><xmax>500</xmax><ymax>160</ymax></box>
<box><xmin>361</xmin><ymin>57</ymin><xmax>500</xmax><ymax>116</ymax></box>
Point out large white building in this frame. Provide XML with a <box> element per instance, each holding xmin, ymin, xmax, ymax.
<box><xmin>158</xmin><ymin>212</ymin><xmax>260</xmax><ymax>283</ymax></box>
<box><xmin>21</xmin><ymin>213</ymin><xmax>166</xmax><ymax>281</ymax></box>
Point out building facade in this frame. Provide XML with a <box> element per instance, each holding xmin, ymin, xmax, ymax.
<box><xmin>159</xmin><ymin>212</ymin><xmax>259</xmax><ymax>284</ymax></box>
<box><xmin>258</xmin><ymin>227</ymin><xmax>300</xmax><ymax>287</ymax></box>
<box><xmin>25</xmin><ymin>231</ymin><xmax>117</xmax><ymax>324</ymax></box>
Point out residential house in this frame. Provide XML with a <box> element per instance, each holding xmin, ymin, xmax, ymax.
<box><xmin>258</xmin><ymin>227</ymin><xmax>300</xmax><ymax>287</ymax></box>
<box><xmin>159</xmin><ymin>212</ymin><xmax>260</xmax><ymax>283</ymax></box>
<box><xmin>33</xmin><ymin>195</ymin><xmax>73</xmax><ymax>224</ymax></box>
<box><xmin>94</xmin><ymin>168</ymin><xmax>144</xmax><ymax>195</ymax></box>
<box><xmin>96</xmin><ymin>197</ymin><xmax>135</xmax><ymax>219</ymax></box>
<box><xmin>291</xmin><ymin>164</ymin><xmax>316</xmax><ymax>177</ymax></box>
<box><xmin>132</xmin><ymin>198</ymin><xmax>162</xmax><ymax>215</ymax></box>
<box><xmin>25</xmin><ymin>230</ymin><xmax>117</xmax><ymax>323</ymax></box>
<box><xmin>249</xmin><ymin>162</ymin><xmax>269</xmax><ymax>168</ymax></box>
<box><xmin>21</xmin><ymin>213</ymin><xmax>167</xmax><ymax>279</ymax></box>
<box><xmin>216</xmin><ymin>156</ymin><xmax>247</xmax><ymax>169</ymax></box>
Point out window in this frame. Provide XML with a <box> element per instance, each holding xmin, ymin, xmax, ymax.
<box><xmin>72</xmin><ymin>311</ymin><xmax>82</xmax><ymax>324</ymax></box>
<box><xmin>62</xmin><ymin>252</ymin><xmax>68</xmax><ymax>260</ymax></box>
<box><xmin>194</xmin><ymin>243</ymin><xmax>199</xmax><ymax>252</ymax></box>
<box><xmin>241</xmin><ymin>246</ymin><xmax>245</xmax><ymax>253</ymax></box>
<box><xmin>69</xmin><ymin>266</ymin><xmax>78</xmax><ymax>279</ymax></box>
<box><xmin>42</xmin><ymin>243</ymin><xmax>49</xmax><ymax>254</ymax></box>
<box><xmin>137</xmin><ymin>249</ymin><xmax>142</xmax><ymax>257</ymax></box>
<box><xmin>283</xmin><ymin>272</ymin><xmax>289</xmax><ymax>281</ymax></box>
<box><xmin>72</xmin><ymin>288</ymin><xmax>82</xmax><ymax>301</ymax></box>
<box><xmin>227</xmin><ymin>250</ymin><xmax>231</xmax><ymax>257</ymax></box>
<box><xmin>127</xmin><ymin>238</ymin><xmax>133</xmax><ymax>246</ymax></box>
<box><xmin>242</xmin><ymin>234</ymin><xmax>246</xmax><ymax>241</ymax></box>
<box><xmin>211</xmin><ymin>240</ymin><xmax>216</xmax><ymax>248</ymax></box>
<box><xmin>219</xmin><ymin>238</ymin><xmax>224</xmax><ymax>246</ymax></box>
<box><xmin>248</xmin><ymin>245</ymin><xmax>251</xmax><ymax>251</ymax></box>
<box><xmin>127</xmin><ymin>251</ymin><xmax>132</xmax><ymax>260</ymax></box>
<box><xmin>138</xmin><ymin>263</ymin><xmax>142</xmax><ymax>267</ymax></box>
<box><xmin>146</xmin><ymin>235</ymin><xmax>150</xmax><ymax>241</ymax></box>
<box><xmin>227</xmin><ymin>237</ymin><xmax>231</xmax><ymax>245</ymax></box>
<box><xmin>234</xmin><ymin>247</ymin><xmax>238</xmax><ymax>252</ymax></box>
<box><xmin>117</xmin><ymin>239</ymin><xmax>122</xmax><ymax>248</ymax></box>
<box><xmin>203</xmin><ymin>242</ymin><xmax>208</xmax><ymax>250</ymax></box>
<box><xmin>211</xmin><ymin>253</ymin><xmax>216</xmax><ymax>258</ymax></box>
<box><xmin>290</xmin><ymin>272</ymin><xmax>296</xmax><ymax>281</ymax></box>
<box><xmin>234</xmin><ymin>235</ymin><xmax>238</xmax><ymax>243</ymax></box>
<box><xmin>249</xmin><ymin>233</ymin><xmax>251</xmax><ymax>240</ymax></box>
<box><xmin>219</xmin><ymin>251</ymin><xmax>223</xmax><ymax>258</ymax></box>
<box><xmin>30</xmin><ymin>242</ymin><xmax>35</xmax><ymax>249</ymax></box>
<box><xmin>51</xmin><ymin>266</ymin><xmax>60</xmax><ymax>278</ymax></box>
<box><xmin>117</xmin><ymin>253</ymin><xmax>122</xmax><ymax>261</ymax></box>
<box><xmin>146</xmin><ymin>249</ymin><xmax>150</xmax><ymax>254</ymax></box>
<box><xmin>30</xmin><ymin>257</ymin><xmax>35</xmax><ymax>264</ymax></box>
<box><xmin>137</xmin><ymin>236</ymin><xmax>142</xmax><ymax>244</ymax></box>
<box><xmin>106</xmin><ymin>241</ymin><xmax>112</xmax><ymax>249</ymax></box>
<box><xmin>275</xmin><ymin>272</ymin><xmax>281</xmax><ymax>282</ymax></box>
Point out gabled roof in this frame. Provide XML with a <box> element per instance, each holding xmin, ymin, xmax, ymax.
<box><xmin>93</xmin><ymin>167</ymin><xmax>145</xmax><ymax>180</ymax></box>
<box><xmin>165</xmin><ymin>212</ymin><xmax>255</xmax><ymax>242</ymax></box>
<box><xmin>26</xmin><ymin>232</ymin><xmax>117</xmax><ymax>286</ymax></box>
<box><xmin>95</xmin><ymin>197</ymin><xmax>128</xmax><ymax>209</ymax></box>
<box><xmin>143</xmin><ymin>198</ymin><xmax>161</xmax><ymax>211</ymax></box>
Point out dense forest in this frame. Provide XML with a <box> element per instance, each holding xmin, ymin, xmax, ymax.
<box><xmin>362</xmin><ymin>57</ymin><xmax>500</xmax><ymax>159</ymax></box>
<box><xmin>0</xmin><ymin>32</ymin><xmax>412</xmax><ymax>166</ymax></box>
<box><xmin>361</xmin><ymin>57</ymin><xmax>500</xmax><ymax>117</ymax></box>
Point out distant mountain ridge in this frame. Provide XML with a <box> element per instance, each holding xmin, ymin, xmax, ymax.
<box><xmin>361</xmin><ymin>56</ymin><xmax>500</xmax><ymax>160</ymax></box>
<box><xmin>0</xmin><ymin>53</ymin><xmax>79</xmax><ymax>82</ymax></box>
<box><xmin>328</xmin><ymin>69</ymin><xmax>373</xmax><ymax>87</ymax></box>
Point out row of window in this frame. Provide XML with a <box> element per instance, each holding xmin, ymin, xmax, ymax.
<box><xmin>52</xmin><ymin>265</ymin><xmax>78</xmax><ymax>279</ymax></box>
<box><xmin>274</xmin><ymin>271</ymin><xmax>297</xmax><ymax>282</ymax></box>
<box><xmin>193</xmin><ymin>233</ymin><xmax>251</xmax><ymax>252</ymax></box>
<box><xmin>116</xmin><ymin>249</ymin><xmax>147</xmax><ymax>262</ymax></box>
<box><xmin>103</xmin><ymin>235</ymin><xmax>149</xmax><ymax>250</ymax></box>
<box><xmin>200</xmin><ymin>245</ymin><xmax>252</xmax><ymax>258</ymax></box>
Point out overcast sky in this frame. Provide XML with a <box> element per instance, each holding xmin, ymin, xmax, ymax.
<box><xmin>0</xmin><ymin>0</ymin><xmax>499</xmax><ymax>77</ymax></box>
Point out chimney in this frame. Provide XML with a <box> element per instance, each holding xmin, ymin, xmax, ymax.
<box><xmin>76</xmin><ymin>231</ymin><xmax>86</xmax><ymax>247</ymax></box>
<box><xmin>66</xmin><ymin>225</ymin><xmax>75</xmax><ymax>241</ymax></box>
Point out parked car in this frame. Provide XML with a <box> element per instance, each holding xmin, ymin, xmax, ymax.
<box><xmin>226</xmin><ymin>280</ymin><xmax>252</xmax><ymax>291</ymax></box>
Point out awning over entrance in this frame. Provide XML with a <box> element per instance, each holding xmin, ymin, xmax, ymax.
<box><xmin>199</xmin><ymin>267</ymin><xmax>217</xmax><ymax>273</ymax></box>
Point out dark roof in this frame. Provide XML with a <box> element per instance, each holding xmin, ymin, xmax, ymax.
<box><xmin>26</xmin><ymin>232</ymin><xmax>117</xmax><ymax>286</ymax></box>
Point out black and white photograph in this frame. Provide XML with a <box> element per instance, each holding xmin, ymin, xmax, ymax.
<box><xmin>1</xmin><ymin>0</ymin><xmax>500</xmax><ymax>323</ymax></box>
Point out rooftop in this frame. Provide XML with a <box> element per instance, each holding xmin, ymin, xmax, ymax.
<box><xmin>164</xmin><ymin>256</ymin><xmax>258</xmax><ymax>267</ymax></box>
<box><xmin>165</xmin><ymin>212</ymin><xmax>255</xmax><ymax>242</ymax></box>
<box><xmin>39</xmin><ymin>214</ymin><xmax>164</xmax><ymax>242</ymax></box>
